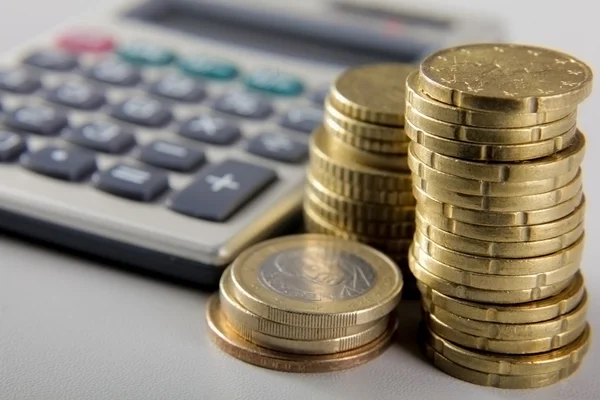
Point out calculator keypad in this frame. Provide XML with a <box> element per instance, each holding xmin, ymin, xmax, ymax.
<box><xmin>116</xmin><ymin>42</ymin><xmax>175</xmax><ymax>66</ymax></box>
<box><xmin>110</xmin><ymin>97</ymin><xmax>172</xmax><ymax>127</ymax></box>
<box><xmin>179</xmin><ymin>115</ymin><xmax>241</xmax><ymax>145</ymax></box>
<box><xmin>212</xmin><ymin>91</ymin><xmax>273</xmax><ymax>119</ymax></box>
<box><xmin>177</xmin><ymin>55</ymin><xmax>239</xmax><ymax>80</ymax></box>
<box><xmin>0</xmin><ymin>69</ymin><xmax>41</xmax><ymax>94</ymax></box>
<box><xmin>85</xmin><ymin>59</ymin><xmax>142</xmax><ymax>86</ymax></box>
<box><xmin>45</xmin><ymin>81</ymin><xmax>106</xmax><ymax>110</ymax></box>
<box><xmin>138</xmin><ymin>140</ymin><xmax>205</xmax><ymax>172</ymax></box>
<box><xmin>148</xmin><ymin>74</ymin><xmax>206</xmax><ymax>103</ymax></box>
<box><xmin>246</xmin><ymin>133</ymin><xmax>308</xmax><ymax>163</ymax></box>
<box><xmin>0</xmin><ymin>131</ymin><xmax>26</xmax><ymax>161</ymax></box>
<box><xmin>64</xmin><ymin>121</ymin><xmax>136</xmax><ymax>154</ymax></box>
<box><xmin>23</xmin><ymin>49</ymin><xmax>78</xmax><ymax>71</ymax></box>
<box><xmin>279</xmin><ymin>107</ymin><xmax>324</xmax><ymax>133</ymax></box>
<box><xmin>95</xmin><ymin>163</ymin><xmax>169</xmax><ymax>202</ymax></box>
<box><xmin>21</xmin><ymin>146</ymin><xmax>96</xmax><ymax>181</ymax></box>
<box><xmin>6</xmin><ymin>105</ymin><xmax>68</xmax><ymax>136</ymax></box>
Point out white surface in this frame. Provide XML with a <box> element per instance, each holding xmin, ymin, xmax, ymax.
<box><xmin>1</xmin><ymin>1</ymin><xmax>599</xmax><ymax>399</ymax></box>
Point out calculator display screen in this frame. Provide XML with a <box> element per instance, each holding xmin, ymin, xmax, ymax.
<box><xmin>125</xmin><ymin>0</ymin><xmax>438</xmax><ymax>65</ymax></box>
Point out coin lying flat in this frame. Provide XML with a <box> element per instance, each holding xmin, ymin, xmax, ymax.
<box><xmin>206</xmin><ymin>295</ymin><xmax>397</xmax><ymax>372</ymax></box>
<box><xmin>328</xmin><ymin>63</ymin><xmax>415</xmax><ymax>126</ymax></box>
<box><xmin>228</xmin><ymin>234</ymin><xmax>403</xmax><ymax>328</ymax></box>
<box><xmin>425</xmin><ymin>324</ymin><xmax>591</xmax><ymax>376</ymax></box>
<box><xmin>405</xmin><ymin>71</ymin><xmax>575</xmax><ymax>128</ymax></box>
<box><xmin>418</xmin><ymin>273</ymin><xmax>585</xmax><ymax>324</ymax></box>
<box><xmin>405</xmin><ymin>102</ymin><xmax>577</xmax><ymax>145</ymax></box>
<box><xmin>419</xmin><ymin>44</ymin><xmax>593</xmax><ymax>113</ymax></box>
<box><xmin>409</xmin><ymin>132</ymin><xmax>586</xmax><ymax>183</ymax></box>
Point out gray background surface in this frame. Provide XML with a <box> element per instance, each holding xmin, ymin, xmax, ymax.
<box><xmin>1</xmin><ymin>1</ymin><xmax>599</xmax><ymax>399</ymax></box>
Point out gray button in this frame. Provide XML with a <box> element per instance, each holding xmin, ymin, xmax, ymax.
<box><xmin>21</xmin><ymin>146</ymin><xmax>96</xmax><ymax>181</ymax></box>
<box><xmin>95</xmin><ymin>163</ymin><xmax>169</xmax><ymax>202</ymax></box>
<box><xmin>247</xmin><ymin>133</ymin><xmax>307</xmax><ymax>163</ymax></box>
<box><xmin>168</xmin><ymin>159</ymin><xmax>277</xmax><ymax>222</ymax></box>
<box><xmin>148</xmin><ymin>74</ymin><xmax>206</xmax><ymax>102</ymax></box>
<box><xmin>110</xmin><ymin>97</ymin><xmax>172</xmax><ymax>127</ymax></box>
<box><xmin>65</xmin><ymin>121</ymin><xmax>135</xmax><ymax>154</ymax></box>
<box><xmin>85</xmin><ymin>59</ymin><xmax>142</xmax><ymax>86</ymax></box>
<box><xmin>0</xmin><ymin>69</ymin><xmax>41</xmax><ymax>94</ymax></box>
<box><xmin>310</xmin><ymin>86</ymin><xmax>329</xmax><ymax>107</ymax></box>
<box><xmin>6</xmin><ymin>105</ymin><xmax>68</xmax><ymax>136</ymax></box>
<box><xmin>23</xmin><ymin>49</ymin><xmax>78</xmax><ymax>71</ymax></box>
<box><xmin>213</xmin><ymin>91</ymin><xmax>273</xmax><ymax>119</ymax></box>
<box><xmin>279</xmin><ymin>107</ymin><xmax>323</xmax><ymax>133</ymax></box>
<box><xmin>0</xmin><ymin>131</ymin><xmax>26</xmax><ymax>161</ymax></box>
<box><xmin>46</xmin><ymin>81</ymin><xmax>105</xmax><ymax>110</ymax></box>
<box><xmin>139</xmin><ymin>140</ymin><xmax>205</xmax><ymax>172</ymax></box>
<box><xmin>178</xmin><ymin>115</ymin><xmax>240</xmax><ymax>145</ymax></box>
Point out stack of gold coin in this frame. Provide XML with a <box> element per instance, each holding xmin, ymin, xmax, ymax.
<box><xmin>206</xmin><ymin>234</ymin><xmax>403</xmax><ymax>372</ymax></box>
<box><xmin>303</xmin><ymin>63</ymin><xmax>418</xmax><ymax>295</ymax></box>
<box><xmin>404</xmin><ymin>44</ymin><xmax>593</xmax><ymax>388</ymax></box>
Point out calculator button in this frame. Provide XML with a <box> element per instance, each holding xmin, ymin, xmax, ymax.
<box><xmin>168</xmin><ymin>159</ymin><xmax>277</xmax><ymax>222</ymax></box>
<box><xmin>279</xmin><ymin>107</ymin><xmax>324</xmax><ymax>133</ymax></box>
<box><xmin>21</xmin><ymin>146</ymin><xmax>96</xmax><ymax>181</ymax></box>
<box><xmin>0</xmin><ymin>69</ymin><xmax>41</xmax><ymax>94</ymax></box>
<box><xmin>6</xmin><ymin>105</ymin><xmax>68</xmax><ymax>136</ymax></box>
<box><xmin>139</xmin><ymin>140</ymin><xmax>205</xmax><ymax>172</ymax></box>
<box><xmin>0</xmin><ymin>131</ymin><xmax>26</xmax><ymax>161</ymax></box>
<box><xmin>310</xmin><ymin>86</ymin><xmax>329</xmax><ymax>107</ymax></box>
<box><xmin>110</xmin><ymin>97</ymin><xmax>172</xmax><ymax>127</ymax></box>
<box><xmin>85</xmin><ymin>59</ymin><xmax>142</xmax><ymax>86</ymax></box>
<box><xmin>65</xmin><ymin>121</ymin><xmax>135</xmax><ymax>154</ymax></box>
<box><xmin>23</xmin><ymin>49</ymin><xmax>78</xmax><ymax>71</ymax></box>
<box><xmin>178</xmin><ymin>115</ymin><xmax>240</xmax><ymax>145</ymax></box>
<box><xmin>95</xmin><ymin>163</ymin><xmax>169</xmax><ymax>202</ymax></box>
<box><xmin>244</xmin><ymin>69</ymin><xmax>304</xmax><ymax>96</ymax></box>
<box><xmin>178</xmin><ymin>56</ymin><xmax>239</xmax><ymax>80</ymax></box>
<box><xmin>117</xmin><ymin>42</ymin><xmax>175</xmax><ymax>66</ymax></box>
<box><xmin>45</xmin><ymin>81</ymin><xmax>105</xmax><ymax>110</ymax></box>
<box><xmin>148</xmin><ymin>74</ymin><xmax>206</xmax><ymax>102</ymax></box>
<box><xmin>246</xmin><ymin>133</ymin><xmax>308</xmax><ymax>163</ymax></box>
<box><xmin>213</xmin><ymin>92</ymin><xmax>273</xmax><ymax>119</ymax></box>
<box><xmin>57</xmin><ymin>30</ymin><xmax>115</xmax><ymax>53</ymax></box>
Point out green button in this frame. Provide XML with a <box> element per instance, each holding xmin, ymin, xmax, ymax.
<box><xmin>244</xmin><ymin>68</ymin><xmax>304</xmax><ymax>96</ymax></box>
<box><xmin>177</xmin><ymin>56</ymin><xmax>239</xmax><ymax>80</ymax></box>
<box><xmin>117</xmin><ymin>42</ymin><xmax>175</xmax><ymax>66</ymax></box>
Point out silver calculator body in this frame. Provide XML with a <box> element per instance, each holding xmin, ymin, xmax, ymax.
<box><xmin>0</xmin><ymin>0</ymin><xmax>503</xmax><ymax>286</ymax></box>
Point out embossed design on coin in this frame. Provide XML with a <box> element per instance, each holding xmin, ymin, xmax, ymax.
<box><xmin>258</xmin><ymin>246</ymin><xmax>376</xmax><ymax>302</ymax></box>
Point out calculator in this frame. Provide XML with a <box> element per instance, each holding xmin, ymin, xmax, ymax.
<box><xmin>0</xmin><ymin>0</ymin><xmax>503</xmax><ymax>286</ymax></box>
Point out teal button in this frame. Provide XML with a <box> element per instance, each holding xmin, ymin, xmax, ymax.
<box><xmin>117</xmin><ymin>42</ymin><xmax>175</xmax><ymax>66</ymax></box>
<box><xmin>244</xmin><ymin>68</ymin><xmax>304</xmax><ymax>96</ymax></box>
<box><xmin>177</xmin><ymin>56</ymin><xmax>239</xmax><ymax>80</ymax></box>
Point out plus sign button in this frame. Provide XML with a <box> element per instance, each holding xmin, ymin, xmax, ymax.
<box><xmin>168</xmin><ymin>159</ymin><xmax>277</xmax><ymax>222</ymax></box>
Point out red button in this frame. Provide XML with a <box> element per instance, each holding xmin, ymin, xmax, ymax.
<box><xmin>57</xmin><ymin>30</ymin><xmax>115</xmax><ymax>53</ymax></box>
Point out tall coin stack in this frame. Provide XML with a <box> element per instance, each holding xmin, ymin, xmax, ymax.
<box><xmin>303</xmin><ymin>63</ymin><xmax>419</xmax><ymax>296</ymax></box>
<box><xmin>206</xmin><ymin>234</ymin><xmax>403</xmax><ymax>372</ymax></box>
<box><xmin>405</xmin><ymin>44</ymin><xmax>592</xmax><ymax>389</ymax></box>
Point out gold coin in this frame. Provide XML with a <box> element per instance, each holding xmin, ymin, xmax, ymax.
<box><xmin>416</xmin><ymin>213</ymin><xmax>584</xmax><ymax>258</ymax></box>
<box><xmin>310</xmin><ymin>126</ymin><xmax>413</xmax><ymax>192</ymax></box>
<box><xmin>413</xmin><ymin>184</ymin><xmax>584</xmax><ymax>226</ymax></box>
<box><xmin>405</xmin><ymin>102</ymin><xmax>577</xmax><ymax>144</ymax></box>
<box><xmin>326</xmin><ymin>129</ymin><xmax>409</xmax><ymax>172</ymax></box>
<box><xmin>405</xmin><ymin>118</ymin><xmax>577</xmax><ymax>162</ymax></box>
<box><xmin>412</xmin><ymin>240</ymin><xmax>580</xmax><ymax>291</ymax></box>
<box><xmin>206</xmin><ymin>295</ymin><xmax>397</xmax><ymax>373</ymax></box>
<box><xmin>229</xmin><ymin>234</ymin><xmax>403</xmax><ymax>328</ymax></box>
<box><xmin>304</xmin><ymin>191</ymin><xmax>416</xmax><ymax>238</ymax></box>
<box><xmin>408</xmin><ymin>251</ymin><xmax>572</xmax><ymax>303</ymax></box>
<box><xmin>413</xmin><ymin>231</ymin><xmax>585</xmax><ymax>276</ymax></box>
<box><xmin>419</xmin><ymin>44</ymin><xmax>593</xmax><ymax>112</ymax></box>
<box><xmin>412</xmin><ymin>171</ymin><xmax>582</xmax><ymax>212</ymax></box>
<box><xmin>429</xmin><ymin>294</ymin><xmax>588</xmax><ymax>340</ymax></box>
<box><xmin>426</xmin><ymin>313</ymin><xmax>587</xmax><ymax>354</ymax></box>
<box><xmin>306</xmin><ymin>171</ymin><xmax>415</xmax><ymax>220</ymax></box>
<box><xmin>304</xmin><ymin>206</ymin><xmax>413</xmax><ymax>254</ymax></box>
<box><xmin>219</xmin><ymin>269</ymin><xmax>383</xmax><ymax>340</ymax></box>
<box><xmin>409</xmin><ymin>132</ymin><xmax>586</xmax><ymax>183</ymax></box>
<box><xmin>416</xmin><ymin>198</ymin><xmax>585</xmax><ymax>242</ymax></box>
<box><xmin>425</xmin><ymin>324</ymin><xmax>591</xmax><ymax>376</ymax></box>
<box><xmin>328</xmin><ymin>63</ymin><xmax>415</xmax><ymax>126</ymax></box>
<box><xmin>325</xmin><ymin>98</ymin><xmax>408</xmax><ymax>142</ymax></box>
<box><xmin>405</xmin><ymin>71</ymin><xmax>575</xmax><ymax>128</ymax></box>
<box><xmin>324</xmin><ymin>117</ymin><xmax>409</xmax><ymax>154</ymax></box>
<box><xmin>417</xmin><ymin>272</ymin><xmax>586</xmax><ymax>324</ymax></box>
<box><xmin>408</xmin><ymin>149</ymin><xmax>580</xmax><ymax>197</ymax></box>
<box><xmin>423</xmin><ymin>342</ymin><xmax>584</xmax><ymax>389</ymax></box>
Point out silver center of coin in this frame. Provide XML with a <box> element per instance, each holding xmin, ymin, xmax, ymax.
<box><xmin>258</xmin><ymin>246</ymin><xmax>376</xmax><ymax>302</ymax></box>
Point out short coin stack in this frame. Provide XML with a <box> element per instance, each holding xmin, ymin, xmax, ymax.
<box><xmin>405</xmin><ymin>44</ymin><xmax>592</xmax><ymax>388</ymax></box>
<box><xmin>206</xmin><ymin>234</ymin><xmax>403</xmax><ymax>372</ymax></box>
<box><xmin>303</xmin><ymin>63</ymin><xmax>418</xmax><ymax>295</ymax></box>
